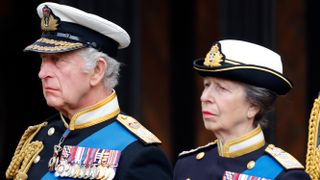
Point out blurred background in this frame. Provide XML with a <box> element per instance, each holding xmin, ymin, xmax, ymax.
<box><xmin>1</xmin><ymin>0</ymin><xmax>320</xmax><ymax>177</ymax></box>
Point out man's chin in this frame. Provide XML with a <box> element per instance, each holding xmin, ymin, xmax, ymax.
<box><xmin>45</xmin><ymin>99</ymin><xmax>63</xmax><ymax>109</ymax></box>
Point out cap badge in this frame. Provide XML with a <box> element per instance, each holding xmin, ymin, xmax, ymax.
<box><xmin>41</xmin><ymin>5</ymin><xmax>59</xmax><ymax>32</ymax></box>
<box><xmin>203</xmin><ymin>43</ymin><xmax>225</xmax><ymax>67</ymax></box>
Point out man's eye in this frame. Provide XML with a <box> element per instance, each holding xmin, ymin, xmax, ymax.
<box><xmin>52</xmin><ymin>56</ymin><xmax>60</xmax><ymax>61</ymax></box>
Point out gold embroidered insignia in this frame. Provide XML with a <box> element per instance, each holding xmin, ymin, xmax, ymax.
<box><xmin>178</xmin><ymin>141</ymin><xmax>217</xmax><ymax>157</ymax></box>
<box><xmin>203</xmin><ymin>43</ymin><xmax>225</xmax><ymax>67</ymax></box>
<box><xmin>265</xmin><ymin>144</ymin><xmax>304</xmax><ymax>169</ymax></box>
<box><xmin>117</xmin><ymin>114</ymin><xmax>161</xmax><ymax>144</ymax></box>
<box><xmin>41</xmin><ymin>5</ymin><xmax>59</xmax><ymax>31</ymax></box>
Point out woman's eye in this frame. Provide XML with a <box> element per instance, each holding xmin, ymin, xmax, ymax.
<box><xmin>217</xmin><ymin>84</ymin><xmax>228</xmax><ymax>91</ymax></box>
<box><xmin>203</xmin><ymin>82</ymin><xmax>210</xmax><ymax>88</ymax></box>
<box><xmin>218</xmin><ymin>85</ymin><xmax>225</xmax><ymax>90</ymax></box>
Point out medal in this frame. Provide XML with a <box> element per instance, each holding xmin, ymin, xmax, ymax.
<box><xmin>79</xmin><ymin>165</ymin><xmax>86</xmax><ymax>178</ymax></box>
<box><xmin>51</xmin><ymin>144</ymin><xmax>120</xmax><ymax>179</ymax></box>
<box><xmin>89</xmin><ymin>165</ymin><xmax>98</xmax><ymax>179</ymax></box>
<box><xmin>103</xmin><ymin>166</ymin><xmax>110</xmax><ymax>180</ymax></box>
<box><xmin>67</xmin><ymin>146</ymin><xmax>77</xmax><ymax>177</ymax></box>
<box><xmin>55</xmin><ymin>163</ymin><xmax>65</xmax><ymax>177</ymax></box>
<box><xmin>69</xmin><ymin>164</ymin><xmax>76</xmax><ymax>177</ymax></box>
<box><xmin>107</xmin><ymin>168</ymin><xmax>116</xmax><ymax>180</ymax></box>
<box><xmin>64</xmin><ymin>163</ymin><xmax>71</xmax><ymax>177</ymax></box>
<box><xmin>96</xmin><ymin>165</ymin><xmax>105</xmax><ymax>179</ymax></box>
<box><xmin>48</xmin><ymin>129</ymin><xmax>71</xmax><ymax>171</ymax></box>
<box><xmin>84</xmin><ymin>166</ymin><xmax>91</xmax><ymax>179</ymax></box>
<box><xmin>48</xmin><ymin>145</ymin><xmax>62</xmax><ymax>171</ymax></box>
<box><xmin>74</xmin><ymin>164</ymin><xmax>81</xmax><ymax>178</ymax></box>
<box><xmin>48</xmin><ymin>156</ymin><xmax>58</xmax><ymax>171</ymax></box>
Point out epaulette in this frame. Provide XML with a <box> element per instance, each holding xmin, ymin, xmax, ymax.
<box><xmin>265</xmin><ymin>144</ymin><xmax>304</xmax><ymax>169</ymax></box>
<box><xmin>178</xmin><ymin>141</ymin><xmax>217</xmax><ymax>157</ymax></box>
<box><xmin>6</xmin><ymin>121</ymin><xmax>48</xmax><ymax>179</ymax></box>
<box><xmin>116</xmin><ymin>114</ymin><xmax>161</xmax><ymax>144</ymax></box>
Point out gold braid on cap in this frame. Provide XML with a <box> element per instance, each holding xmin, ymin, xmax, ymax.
<box><xmin>6</xmin><ymin>122</ymin><xmax>47</xmax><ymax>179</ymax></box>
<box><xmin>306</xmin><ymin>95</ymin><xmax>320</xmax><ymax>180</ymax></box>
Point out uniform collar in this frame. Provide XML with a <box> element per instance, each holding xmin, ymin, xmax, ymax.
<box><xmin>217</xmin><ymin>126</ymin><xmax>265</xmax><ymax>158</ymax></box>
<box><xmin>65</xmin><ymin>90</ymin><xmax>120</xmax><ymax>130</ymax></box>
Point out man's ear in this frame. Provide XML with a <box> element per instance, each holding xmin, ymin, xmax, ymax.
<box><xmin>90</xmin><ymin>57</ymin><xmax>106</xmax><ymax>86</ymax></box>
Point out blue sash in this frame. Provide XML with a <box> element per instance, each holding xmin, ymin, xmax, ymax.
<box><xmin>41</xmin><ymin>121</ymin><xmax>137</xmax><ymax>179</ymax></box>
<box><xmin>242</xmin><ymin>155</ymin><xmax>284</xmax><ymax>180</ymax></box>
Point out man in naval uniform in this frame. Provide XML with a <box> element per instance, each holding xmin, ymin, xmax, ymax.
<box><xmin>6</xmin><ymin>2</ymin><xmax>172</xmax><ymax>180</ymax></box>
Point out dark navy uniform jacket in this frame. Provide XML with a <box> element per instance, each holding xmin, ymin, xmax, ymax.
<box><xmin>174</xmin><ymin>127</ymin><xmax>310</xmax><ymax>180</ymax></box>
<box><xmin>7</xmin><ymin>93</ymin><xmax>173</xmax><ymax>179</ymax></box>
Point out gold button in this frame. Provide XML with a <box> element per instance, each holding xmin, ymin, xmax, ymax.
<box><xmin>48</xmin><ymin>127</ymin><xmax>55</xmax><ymax>136</ymax></box>
<box><xmin>34</xmin><ymin>155</ymin><xmax>41</xmax><ymax>164</ymax></box>
<box><xmin>247</xmin><ymin>160</ymin><xmax>255</xmax><ymax>169</ymax></box>
<box><xmin>196</xmin><ymin>152</ymin><xmax>205</xmax><ymax>160</ymax></box>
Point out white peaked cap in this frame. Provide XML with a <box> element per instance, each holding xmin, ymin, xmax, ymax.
<box><xmin>25</xmin><ymin>2</ymin><xmax>130</xmax><ymax>57</ymax></box>
<box><xmin>193</xmin><ymin>39</ymin><xmax>293</xmax><ymax>95</ymax></box>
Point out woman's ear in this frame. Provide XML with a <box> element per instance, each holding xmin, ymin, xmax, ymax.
<box><xmin>247</xmin><ymin>105</ymin><xmax>259</xmax><ymax>119</ymax></box>
<box><xmin>90</xmin><ymin>57</ymin><xmax>106</xmax><ymax>86</ymax></box>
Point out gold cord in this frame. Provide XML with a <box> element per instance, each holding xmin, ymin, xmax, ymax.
<box><xmin>6</xmin><ymin>122</ymin><xmax>47</xmax><ymax>179</ymax></box>
<box><xmin>306</xmin><ymin>96</ymin><xmax>320</xmax><ymax>180</ymax></box>
<box><xmin>59</xmin><ymin>112</ymin><xmax>69</xmax><ymax>129</ymax></box>
<box><xmin>14</xmin><ymin>141</ymin><xmax>44</xmax><ymax>180</ymax></box>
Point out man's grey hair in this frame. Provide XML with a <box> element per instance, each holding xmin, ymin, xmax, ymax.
<box><xmin>79</xmin><ymin>47</ymin><xmax>120</xmax><ymax>90</ymax></box>
<box><xmin>243</xmin><ymin>83</ymin><xmax>278</xmax><ymax>127</ymax></box>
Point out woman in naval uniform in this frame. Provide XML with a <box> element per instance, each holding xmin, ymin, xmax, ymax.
<box><xmin>173</xmin><ymin>39</ymin><xmax>310</xmax><ymax>180</ymax></box>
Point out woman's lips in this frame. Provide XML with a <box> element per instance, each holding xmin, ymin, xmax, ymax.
<box><xmin>202</xmin><ymin>111</ymin><xmax>215</xmax><ymax>118</ymax></box>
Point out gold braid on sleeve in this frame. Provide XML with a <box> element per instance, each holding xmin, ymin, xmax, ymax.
<box><xmin>5</xmin><ymin>122</ymin><xmax>47</xmax><ymax>180</ymax></box>
<box><xmin>306</xmin><ymin>96</ymin><xmax>320</xmax><ymax>180</ymax></box>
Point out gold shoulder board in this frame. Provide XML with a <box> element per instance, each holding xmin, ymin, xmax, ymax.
<box><xmin>178</xmin><ymin>141</ymin><xmax>217</xmax><ymax>157</ymax></box>
<box><xmin>116</xmin><ymin>114</ymin><xmax>161</xmax><ymax>144</ymax></box>
<box><xmin>265</xmin><ymin>144</ymin><xmax>304</xmax><ymax>169</ymax></box>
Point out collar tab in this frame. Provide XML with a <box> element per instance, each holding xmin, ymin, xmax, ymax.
<box><xmin>218</xmin><ymin>126</ymin><xmax>265</xmax><ymax>158</ymax></box>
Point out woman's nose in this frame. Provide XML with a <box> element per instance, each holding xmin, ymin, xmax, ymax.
<box><xmin>201</xmin><ymin>88</ymin><xmax>213</xmax><ymax>103</ymax></box>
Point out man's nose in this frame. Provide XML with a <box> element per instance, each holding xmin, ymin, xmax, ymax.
<box><xmin>38</xmin><ymin>59</ymin><xmax>53</xmax><ymax>79</ymax></box>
